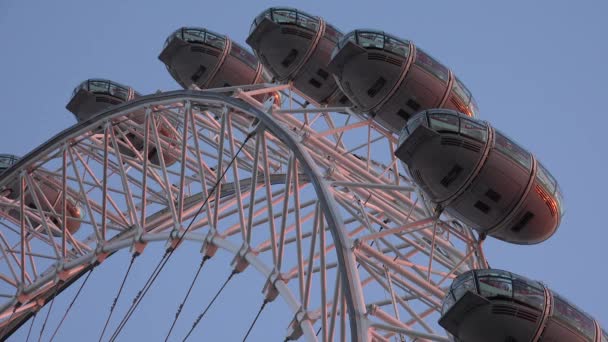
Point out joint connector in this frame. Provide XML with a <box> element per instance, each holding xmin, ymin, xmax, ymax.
<box><xmin>262</xmin><ymin>268</ymin><xmax>283</xmax><ymax>303</ymax></box>
<box><xmin>230</xmin><ymin>242</ymin><xmax>251</xmax><ymax>273</ymax></box>
<box><xmin>200</xmin><ymin>228</ymin><xmax>219</xmax><ymax>258</ymax></box>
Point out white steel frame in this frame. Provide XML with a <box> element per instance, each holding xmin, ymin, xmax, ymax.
<box><xmin>0</xmin><ymin>85</ymin><xmax>488</xmax><ymax>341</ymax></box>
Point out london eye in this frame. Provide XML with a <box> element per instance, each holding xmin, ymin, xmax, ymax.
<box><xmin>0</xmin><ymin>3</ymin><xmax>605</xmax><ymax>342</ymax></box>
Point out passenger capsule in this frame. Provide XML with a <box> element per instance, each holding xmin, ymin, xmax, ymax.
<box><xmin>440</xmin><ymin>269</ymin><xmax>607</xmax><ymax>342</ymax></box>
<box><xmin>66</xmin><ymin>79</ymin><xmax>178</xmax><ymax>166</ymax></box>
<box><xmin>395</xmin><ymin>109</ymin><xmax>564</xmax><ymax>244</ymax></box>
<box><xmin>0</xmin><ymin>155</ymin><xmax>83</xmax><ymax>236</ymax></box>
<box><xmin>160</xmin><ymin>27</ymin><xmax>268</xmax><ymax>90</ymax></box>
<box><xmin>247</xmin><ymin>7</ymin><xmax>351</xmax><ymax>106</ymax></box>
<box><xmin>329</xmin><ymin>30</ymin><xmax>479</xmax><ymax>133</ymax></box>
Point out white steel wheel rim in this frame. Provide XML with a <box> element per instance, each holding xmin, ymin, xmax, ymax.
<box><xmin>0</xmin><ymin>87</ymin><xmax>487</xmax><ymax>341</ymax></box>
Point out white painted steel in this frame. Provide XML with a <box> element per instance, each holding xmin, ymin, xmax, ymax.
<box><xmin>0</xmin><ymin>85</ymin><xmax>487</xmax><ymax>341</ymax></box>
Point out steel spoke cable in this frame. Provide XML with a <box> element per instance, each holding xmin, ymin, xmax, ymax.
<box><xmin>242</xmin><ymin>299</ymin><xmax>269</xmax><ymax>342</ymax></box>
<box><xmin>109</xmin><ymin>132</ymin><xmax>254</xmax><ymax>341</ymax></box>
<box><xmin>98</xmin><ymin>255</ymin><xmax>137</xmax><ymax>342</ymax></box>
<box><xmin>182</xmin><ymin>270</ymin><xmax>238</xmax><ymax>341</ymax></box>
<box><xmin>25</xmin><ymin>313</ymin><xmax>36</xmax><ymax>342</ymax></box>
<box><xmin>108</xmin><ymin>251</ymin><xmax>170</xmax><ymax>341</ymax></box>
<box><xmin>49</xmin><ymin>268</ymin><xmax>94</xmax><ymax>342</ymax></box>
<box><xmin>164</xmin><ymin>255</ymin><xmax>210</xmax><ymax>341</ymax></box>
<box><xmin>37</xmin><ymin>282</ymin><xmax>61</xmax><ymax>342</ymax></box>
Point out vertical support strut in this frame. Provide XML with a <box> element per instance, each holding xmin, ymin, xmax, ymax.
<box><xmin>101</xmin><ymin>121</ymin><xmax>110</xmax><ymax>242</ymax></box>
<box><xmin>61</xmin><ymin>145</ymin><xmax>68</xmax><ymax>260</ymax></box>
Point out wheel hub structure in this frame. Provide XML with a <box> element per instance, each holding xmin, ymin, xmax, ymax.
<box><xmin>0</xmin><ymin>84</ymin><xmax>487</xmax><ymax>341</ymax></box>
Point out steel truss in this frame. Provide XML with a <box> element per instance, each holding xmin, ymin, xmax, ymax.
<box><xmin>0</xmin><ymin>85</ymin><xmax>487</xmax><ymax>341</ymax></box>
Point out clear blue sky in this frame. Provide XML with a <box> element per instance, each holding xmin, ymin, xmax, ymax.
<box><xmin>1</xmin><ymin>0</ymin><xmax>607</xmax><ymax>340</ymax></box>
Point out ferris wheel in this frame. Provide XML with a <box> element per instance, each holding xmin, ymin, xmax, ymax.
<box><xmin>1</xmin><ymin>6</ymin><xmax>595</xmax><ymax>342</ymax></box>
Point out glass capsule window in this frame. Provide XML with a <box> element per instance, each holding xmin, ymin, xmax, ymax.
<box><xmin>339</xmin><ymin>31</ymin><xmax>411</xmax><ymax>58</ymax></box>
<box><xmin>468</xmin><ymin>96</ymin><xmax>480</xmax><ymax>118</ymax></box>
<box><xmin>451</xmin><ymin>273</ymin><xmax>477</xmax><ymax>303</ymax></box>
<box><xmin>398</xmin><ymin>126</ymin><xmax>410</xmax><ymax>146</ymax></box>
<box><xmin>493</xmin><ymin>130</ymin><xmax>533</xmax><ymax>171</ymax></box>
<box><xmin>203</xmin><ymin>31</ymin><xmax>227</xmax><ymax>49</ymax></box>
<box><xmin>442</xmin><ymin>293</ymin><xmax>456</xmax><ymax>314</ymax></box>
<box><xmin>552</xmin><ymin>293</ymin><xmax>596</xmax><ymax>341</ymax></box>
<box><xmin>511</xmin><ymin>274</ymin><xmax>545</xmax><ymax>310</ymax></box>
<box><xmin>601</xmin><ymin>329</ymin><xmax>608</xmax><ymax>342</ymax></box>
<box><xmin>459</xmin><ymin>118</ymin><xmax>488</xmax><ymax>142</ymax></box>
<box><xmin>443</xmin><ymin>270</ymin><xmax>551</xmax><ymax>317</ymax></box>
<box><xmin>398</xmin><ymin>112</ymin><xmax>428</xmax><ymax>145</ymax></box>
<box><xmin>76</xmin><ymin>80</ymin><xmax>132</xmax><ymax>102</ymax></box>
<box><xmin>554</xmin><ymin>184</ymin><xmax>566</xmax><ymax>216</ymax></box>
<box><xmin>181</xmin><ymin>29</ymin><xmax>207</xmax><ymax>44</ymax></box>
<box><xmin>476</xmin><ymin>269</ymin><xmax>511</xmax><ymax>278</ymax></box>
<box><xmin>265</xmin><ymin>8</ymin><xmax>319</xmax><ymax>32</ymax></box>
<box><xmin>475</xmin><ymin>269</ymin><xmax>512</xmax><ymax>298</ymax></box>
<box><xmin>335</xmin><ymin>31</ymin><xmax>357</xmax><ymax>52</ymax></box>
<box><xmin>384</xmin><ymin>36</ymin><xmax>411</xmax><ymax>58</ymax></box>
<box><xmin>536</xmin><ymin>162</ymin><xmax>557</xmax><ymax>194</ymax></box>
<box><xmin>88</xmin><ymin>80</ymin><xmax>112</xmax><ymax>94</ymax></box>
<box><xmin>296</xmin><ymin>12</ymin><xmax>319</xmax><ymax>31</ymax></box>
<box><xmin>451</xmin><ymin>78</ymin><xmax>472</xmax><ymax>111</ymax></box>
<box><xmin>428</xmin><ymin>113</ymin><xmax>459</xmax><ymax>133</ymax></box>
<box><xmin>414</xmin><ymin>48</ymin><xmax>450</xmax><ymax>83</ymax></box>
<box><xmin>407</xmin><ymin>112</ymin><xmax>428</xmax><ymax>135</ymax></box>
<box><xmin>477</xmin><ymin>275</ymin><xmax>512</xmax><ymax>299</ymax></box>
<box><xmin>167</xmin><ymin>28</ymin><xmax>227</xmax><ymax>50</ymax></box>
<box><xmin>357</xmin><ymin>31</ymin><xmax>385</xmax><ymax>50</ymax></box>
<box><xmin>108</xmin><ymin>83</ymin><xmax>129</xmax><ymax>101</ymax></box>
<box><xmin>272</xmin><ymin>9</ymin><xmax>297</xmax><ymax>24</ymax></box>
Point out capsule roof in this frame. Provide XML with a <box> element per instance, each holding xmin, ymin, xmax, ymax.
<box><xmin>0</xmin><ymin>154</ymin><xmax>19</xmax><ymax>173</ymax></box>
<box><xmin>250</xmin><ymin>7</ymin><xmax>321</xmax><ymax>34</ymax></box>
<box><xmin>72</xmin><ymin>79</ymin><xmax>138</xmax><ymax>102</ymax></box>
